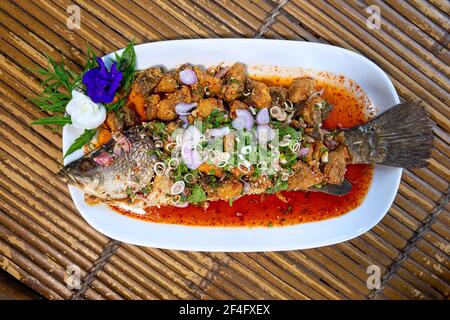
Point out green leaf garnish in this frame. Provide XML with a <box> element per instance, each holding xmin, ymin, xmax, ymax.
<box><xmin>64</xmin><ymin>128</ymin><xmax>97</xmax><ymax>158</ymax></box>
<box><xmin>113</xmin><ymin>41</ymin><xmax>137</xmax><ymax>93</ymax></box>
<box><xmin>267</xmin><ymin>176</ymin><xmax>289</xmax><ymax>194</ymax></box>
<box><xmin>31</xmin><ymin>116</ymin><xmax>72</xmax><ymax>126</ymax></box>
<box><xmin>106</xmin><ymin>97</ymin><xmax>125</xmax><ymax>112</ymax></box>
<box><xmin>187</xmin><ymin>185</ymin><xmax>207</xmax><ymax>203</ymax></box>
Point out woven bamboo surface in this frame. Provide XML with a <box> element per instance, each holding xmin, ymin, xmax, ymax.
<box><xmin>0</xmin><ymin>0</ymin><xmax>449</xmax><ymax>300</ymax></box>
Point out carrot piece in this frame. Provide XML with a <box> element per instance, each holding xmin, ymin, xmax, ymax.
<box><xmin>97</xmin><ymin>127</ymin><xmax>112</xmax><ymax>147</ymax></box>
<box><xmin>127</xmin><ymin>86</ymin><xmax>147</xmax><ymax>121</ymax></box>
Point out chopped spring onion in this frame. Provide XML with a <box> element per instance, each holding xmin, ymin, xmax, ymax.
<box><xmin>168</xmin><ymin>158</ymin><xmax>179</xmax><ymax>169</ymax></box>
<box><xmin>290</xmin><ymin>142</ymin><xmax>301</xmax><ymax>153</ymax></box>
<box><xmin>165</xmin><ymin>142</ymin><xmax>177</xmax><ymax>152</ymax></box>
<box><xmin>256</xmin><ymin>161</ymin><xmax>268</xmax><ymax>171</ymax></box>
<box><xmin>153</xmin><ymin>162</ymin><xmax>166</xmax><ymax>176</ymax></box>
<box><xmin>154</xmin><ymin>140</ymin><xmax>163</xmax><ymax>148</ymax></box>
<box><xmin>184</xmin><ymin>173</ymin><xmax>196</xmax><ymax>184</ymax></box>
<box><xmin>241</xmin><ymin>145</ymin><xmax>252</xmax><ymax>155</ymax></box>
<box><xmin>279</xmin><ymin>138</ymin><xmax>291</xmax><ymax>147</ymax></box>
<box><xmin>217</xmin><ymin>151</ymin><xmax>230</xmax><ymax>163</ymax></box>
<box><xmin>238</xmin><ymin>162</ymin><xmax>250</xmax><ymax>174</ymax></box>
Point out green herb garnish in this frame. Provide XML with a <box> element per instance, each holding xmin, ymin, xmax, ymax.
<box><xmin>152</xmin><ymin>122</ymin><xmax>167</xmax><ymax>137</ymax></box>
<box><xmin>30</xmin><ymin>56</ymin><xmax>82</xmax><ymax>115</ymax></box>
<box><xmin>187</xmin><ymin>185</ymin><xmax>207</xmax><ymax>203</ymax></box>
<box><xmin>106</xmin><ymin>97</ymin><xmax>125</xmax><ymax>112</ymax></box>
<box><xmin>267</xmin><ymin>176</ymin><xmax>289</xmax><ymax>194</ymax></box>
<box><xmin>113</xmin><ymin>41</ymin><xmax>137</xmax><ymax>93</ymax></box>
<box><xmin>140</xmin><ymin>185</ymin><xmax>153</xmax><ymax>194</ymax></box>
<box><xmin>64</xmin><ymin>128</ymin><xmax>97</xmax><ymax>158</ymax></box>
<box><xmin>31</xmin><ymin>116</ymin><xmax>72</xmax><ymax>126</ymax></box>
<box><xmin>204</xmin><ymin>109</ymin><xmax>230</xmax><ymax>129</ymax></box>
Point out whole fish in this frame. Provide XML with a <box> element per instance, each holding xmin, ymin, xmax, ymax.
<box><xmin>58</xmin><ymin>101</ymin><xmax>433</xmax><ymax>209</ymax></box>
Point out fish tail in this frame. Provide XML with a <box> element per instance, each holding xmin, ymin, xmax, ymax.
<box><xmin>344</xmin><ymin>101</ymin><xmax>434</xmax><ymax>168</ymax></box>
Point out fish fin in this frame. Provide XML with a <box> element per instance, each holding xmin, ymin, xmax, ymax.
<box><xmin>344</xmin><ymin>101</ymin><xmax>434</xmax><ymax>168</ymax></box>
<box><xmin>309</xmin><ymin>179</ymin><xmax>352</xmax><ymax>196</ymax></box>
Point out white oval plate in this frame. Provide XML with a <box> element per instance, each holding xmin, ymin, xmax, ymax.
<box><xmin>63</xmin><ymin>39</ymin><xmax>401</xmax><ymax>251</ymax></box>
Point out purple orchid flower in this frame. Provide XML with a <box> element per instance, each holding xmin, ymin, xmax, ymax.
<box><xmin>82</xmin><ymin>57</ymin><xmax>123</xmax><ymax>104</ymax></box>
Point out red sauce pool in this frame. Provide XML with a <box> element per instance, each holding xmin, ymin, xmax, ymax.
<box><xmin>113</xmin><ymin>76</ymin><xmax>374</xmax><ymax>227</ymax></box>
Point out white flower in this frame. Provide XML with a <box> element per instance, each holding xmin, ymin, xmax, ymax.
<box><xmin>66</xmin><ymin>90</ymin><xmax>106</xmax><ymax>129</ymax></box>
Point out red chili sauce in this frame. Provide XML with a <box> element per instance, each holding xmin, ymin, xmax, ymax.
<box><xmin>113</xmin><ymin>76</ymin><xmax>374</xmax><ymax>227</ymax></box>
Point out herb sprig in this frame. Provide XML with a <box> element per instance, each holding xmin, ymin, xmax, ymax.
<box><xmin>30</xmin><ymin>42</ymin><xmax>137</xmax><ymax>158</ymax></box>
<box><xmin>64</xmin><ymin>128</ymin><xmax>97</xmax><ymax>158</ymax></box>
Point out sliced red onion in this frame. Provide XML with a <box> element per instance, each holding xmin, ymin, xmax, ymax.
<box><xmin>256</xmin><ymin>124</ymin><xmax>275</xmax><ymax>144</ymax></box>
<box><xmin>113</xmin><ymin>135</ymin><xmax>131</xmax><ymax>155</ymax></box>
<box><xmin>214</xmin><ymin>66</ymin><xmax>230</xmax><ymax>78</ymax></box>
<box><xmin>93</xmin><ymin>152</ymin><xmax>114</xmax><ymax>167</ymax></box>
<box><xmin>256</xmin><ymin>108</ymin><xmax>269</xmax><ymax>125</ymax></box>
<box><xmin>182</xmin><ymin>125</ymin><xmax>201</xmax><ymax>149</ymax></box>
<box><xmin>232</xmin><ymin>109</ymin><xmax>254</xmax><ymax>130</ymax></box>
<box><xmin>209</xmin><ymin>126</ymin><xmax>230</xmax><ymax>138</ymax></box>
<box><xmin>297</xmin><ymin>147</ymin><xmax>310</xmax><ymax>157</ymax></box>
<box><xmin>179</xmin><ymin>69</ymin><xmax>197</xmax><ymax>85</ymax></box>
<box><xmin>182</xmin><ymin>148</ymin><xmax>203</xmax><ymax>169</ymax></box>
<box><xmin>175</xmin><ymin>102</ymin><xmax>197</xmax><ymax>116</ymax></box>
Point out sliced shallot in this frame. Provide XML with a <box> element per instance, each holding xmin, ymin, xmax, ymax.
<box><xmin>93</xmin><ymin>152</ymin><xmax>114</xmax><ymax>167</ymax></box>
<box><xmin>182</xmin><ymin>147</ymin><xmax>203</xmax><ymax>169</ymax></box>
<box><xmin>256</xmin><ymin>108</ymin><xmax>269</xmax><ymax>125</ymax></box>
<box><xmin>232</xmin><ymin>109</ymin><xmax>254</xmax><ymax>130</ymax></box>
<box><xmin>175</xmin><ymin>102</ymin><xmax>197</xmax><ymax>116</ymax></box>
<box><xmin>179</xmin><ymin>69</ymin><xmax>197</xmax><ymax>85</ymax></box>
<box><xmin>182</xmin><ymin>125</ymin><xmax>201</xmax><ymax>148</ymax></box>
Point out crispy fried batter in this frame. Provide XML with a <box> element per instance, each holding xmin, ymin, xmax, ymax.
<box><xmin>196</xmin><ymin>98</ymin><xmax>224</xmax><ymax>118</ymax></box>
<box><xmin>250</xmin><ymin>81</ymin><xmax>272</xmax><ymax>108</ymax></box>
<box><xmin>288</xmin><ymin>77</ymin><xmax>316</xmax><ymax>103</ymax></box>
<box><xmin>323</xmin><ymin>146</ymin><xmax>349</xmax><ymax>184</ymax></box>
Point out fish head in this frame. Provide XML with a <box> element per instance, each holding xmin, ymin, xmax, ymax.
<box><xmin>58</xmin><ymin>158</ymin><xmax>104</xmax><ymax>197</ymax></box>
<box><xmin>58</xmin><ymin>128</ymin><xmax>158</xmax><ymax>200</ymax></box>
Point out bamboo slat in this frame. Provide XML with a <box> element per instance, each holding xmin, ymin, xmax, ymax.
<box><xmin>0</xmin><ymin>0</ymin><xmax>448</xmax><ymax>300</ymax></box>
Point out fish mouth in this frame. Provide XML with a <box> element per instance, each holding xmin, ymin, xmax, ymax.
<box><xmin>57</xmin><ymin>170</ymin><xmax>78</xmax><ymax>186</ymax></box>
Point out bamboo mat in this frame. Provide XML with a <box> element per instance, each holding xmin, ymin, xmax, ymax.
<box><xmin>0</xmin><ymin>0</ymin><xmax>448</xmax><ymax>300</ymax></box>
